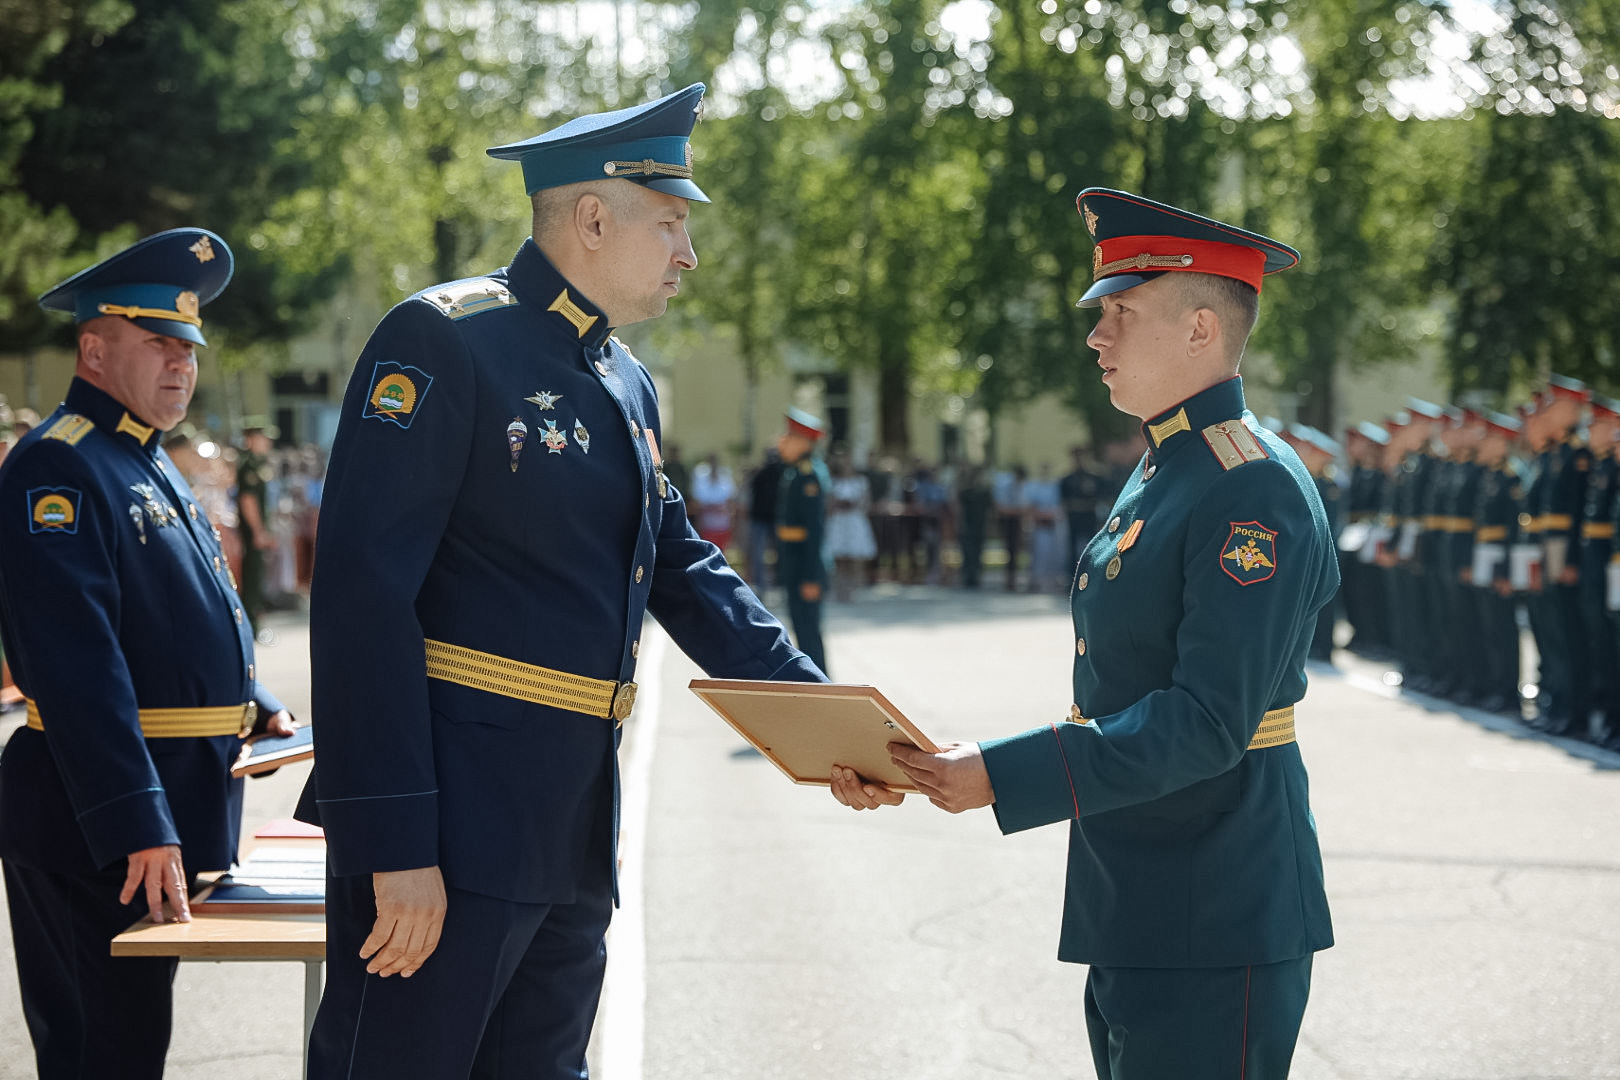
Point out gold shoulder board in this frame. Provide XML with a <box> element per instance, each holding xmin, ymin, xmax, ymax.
<box><xmin>421</xmin><ymin>279</ymin><xmax>518</xmax><ymax>321</ymax></box>
<box><xmin>1202</xmin><ymin>420</ymin><xmax>1269</xmax><ymax>471</ymax></box>
<box><xmin>41</xmin><ymin>414</ymin><xmax>94</xmax><ymax>446</ymax></box>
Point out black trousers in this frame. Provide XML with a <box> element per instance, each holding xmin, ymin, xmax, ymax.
<box><xmin>1084</xmin><ymin>956</ymin><xmax>1313</xmax><ymax>1080</ymax></box>
<box><xmin>308</xmin><ymin>869</ymin><xmax>613</xmax><ymax>1079</ymax></box>
<box><xmin>3</xmin><ymin>860</ymin><xmax>178</xmax><ymax>1080</ymax></box>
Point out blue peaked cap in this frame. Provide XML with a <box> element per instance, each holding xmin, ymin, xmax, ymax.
<box><xmin>38</xmin><ymin>228</ymin><xmax>233</xmax><ymax>347</ymax></box>
<box><xmin>487</xmin><ymin>83</ymin><xmax>710</xmax><ymax>203</ymax></box>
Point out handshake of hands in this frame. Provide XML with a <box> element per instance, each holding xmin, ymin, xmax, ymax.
<box><xmin>828</xmin><ymin>741</ymin><xmax>996</xmax><ymax>815</ymax></box>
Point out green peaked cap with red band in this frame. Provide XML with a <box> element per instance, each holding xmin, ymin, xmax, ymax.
<box><xmin>1075</xmin><ymin>188</ymin><xmax>1299</xmax><ymax>307</ymax></box>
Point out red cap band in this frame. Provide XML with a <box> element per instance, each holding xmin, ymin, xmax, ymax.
<box><xmin>1093</xmin><ymin>235</ymin><xmax>1268</xmax><ymax>292</ymax></box>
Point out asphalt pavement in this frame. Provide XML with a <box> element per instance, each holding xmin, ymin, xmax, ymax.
<box><xmin>1</xmin><ymin>592</ymin><xmax>1617</xmax><ymax>1079</ymax></box>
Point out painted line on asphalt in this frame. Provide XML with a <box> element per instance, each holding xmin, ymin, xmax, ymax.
<box><xmin>600</xmin><ymin>623</ymin><xmax>666</xmax><ymax>1080</ymax></box>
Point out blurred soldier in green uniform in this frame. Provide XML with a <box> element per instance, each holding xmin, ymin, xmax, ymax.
<box><xmin>1379</xmin><ymin>404</ymin><xmax>1441</xmax><ymax>689</ymax></box>
<box><xmin>1577</xmin><ymin>396</ymin><xmax>1619</xmax><ymax>741</ymax></box>
<box><xmin>1341</xmin><ymin>421</ymin><xmax>1391</xmax><ymax>659</ymax></box>
<box><xmin>776</xmin><ymin>408</ymin><xmax>829</xmax><ymax>674</ymax></box>
<box><xmin>1283</xmin><ymin>424</ymin><xmax>1342</xmax><ymax>662</ymax></box>
<box><xmin>1468</xmin><ymin>412</ymin><xmax>1525</xmax><ymax>714</ymax></box>
<box><xmin>234</xmin><ymin>419</ymin><xmax>276</xmax><ymax>628</ymax></box>
<box><xmin>1526</xmin><ymin>377</ymin><xmax>1590</xmax><ymax>733</ymax></box>
<box><xmin>1431</xmin><ymin>409</ymin><xmax>1484</xmax><ymax>701</ymax></box>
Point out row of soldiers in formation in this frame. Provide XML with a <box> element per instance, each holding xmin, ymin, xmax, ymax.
<box><xmin>1305</xmin><ymin>376</ymin><xmax>1619</xmax><ymax>748</ymax></box>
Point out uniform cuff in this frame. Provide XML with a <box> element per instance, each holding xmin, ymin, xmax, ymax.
<box><xmin>981</xmin><ymin>727</ymin><xmax>1083</xmax><ymax>835</ymax></box>
<box><xmin>318</xmin><ymin>791</ymin><xmax>440</xmax><ymax>876</ymax></box>
<box><xmin>80</xmin><ymin>789</ymin><xmax>181</xmax><ymax>870</ymax></box>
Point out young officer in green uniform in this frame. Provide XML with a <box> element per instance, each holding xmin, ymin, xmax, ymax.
<box><xmin>775</xmin><ymin>408</ymin><xmax>829</xmax><ymax>674</ymax></box>
<box><xmin>847</xmin><ymin>189</ymin><xmax>1337</xmax><ymax>1080</ymax></box>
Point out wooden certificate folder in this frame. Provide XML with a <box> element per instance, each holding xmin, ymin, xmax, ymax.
<box><xmin>689</xmin><ymin>680</ymin><xmax>941</xmax><ymax>792</ymax></box>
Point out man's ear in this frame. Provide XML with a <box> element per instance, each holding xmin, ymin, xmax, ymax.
<box><xmin>1185</xmin><ymin>305</ymin><xmax>1222</xmax><ymax>362</ymax></box>
<box><xmin>79</xmin><ymin>327</ymin><xmax>108</xmax><ymax>376</ymax></box>
<box><xmin>574</xmin><ymin>192</ymin><xmax>608</xmax><ymax>252</ymax></box>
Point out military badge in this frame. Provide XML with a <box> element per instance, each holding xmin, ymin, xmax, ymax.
<box><xmin>644</xmin><ymin>428</ymin><xmax>668</xmax><ymax>497</ymax></box>
<box><xmin>573</xmin><ymin>420</ymin><xmax>591</xmax><ymax>454</ymax></box>
<box><xmin>129</xmin><ymin>503</ymin><xmax>147</xmax><ymax>544</ymax></box>
<box><xmin>526</xmin><ymin>390</ymin><xmax>562</xmax><ymax>411</ymax></box>
<box><xmin>506</xmin><ymin>418</ymin><xmax>527</xmax><ymax>472</ymax></box>
<box><xmin>362</xmin><ymin>362</ymin><xmax>434</xmax><ymax>429</ymax></box>
<box><xmin>1220</xmin><ymin>521</ymin><xmax>1279</xmax><ymax>585</ymax></box>
<box><xmin>1083</xmin><ymin>202</ymin><xmax>1099</xmax><ymax>236</ymax></box>
<box><xmin>541</xmin><ymin>419</ymin><xmax>569</xmax><ymax>454</ymax></box>
<box><xmin>28</xmin><ymin>488</ymin><xmax>80</xmax><ymax>534</ymax></box>
<box><xmin>1117</xmin><ymin>519</ymin><xmax>1143</xmax><ymax>553</ymax></box>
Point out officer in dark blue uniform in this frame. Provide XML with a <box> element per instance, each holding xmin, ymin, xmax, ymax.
<box><xmin>775</xmin><ymin>407</ymin><xmax>829</xmax><ymax>674</ymax></box>
<box><xmin>1526</xmin><ymin>376</ymin><xmax>1591</xmax><ymax>733</ymax></box>
<box><xmin>1340</xmin><ymin>421</ymin><xmax>1390</xmax><ymax>658</ymax></box>
<box><xmin>882</xmin><ymin>189</ymin><xmax>1336</xmax><ymax>1080</ymax></box>
<box><xmin>0</xmin><ymin>229</ymin><xmax>295</xmax><ymax>1080</ymax></box>
<box><xmin>1468</xmin><ymin>412</ymin><xmax>1526</xmax><ymax>715</ymax></box>
<box><xmin>299</xmin><ymin>84</ymin><xmax>827</xmax><ymax>1079</ymax></box>
<box><xmin>1282</xmin><ymin>423</ymin><xmax>1342</xmax><ymax>662</ymax></box>
<box><xmin>1577</xmin><ymin>396</ymin><xmax>1618</xmax><ymax>740</ymax></box>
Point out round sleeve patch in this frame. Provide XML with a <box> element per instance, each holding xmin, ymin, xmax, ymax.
<box><xmin>1220</xmin><ymin>520</ymin><xmax>1277</xmax><ymax>585</ymax></box>
<box><xmin>28</xmin><ymin>487</ymin><xmax>82</xmax><ymax>534</ymax></box>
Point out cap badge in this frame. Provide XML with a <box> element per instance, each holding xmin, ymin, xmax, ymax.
<box><xmin>176</xmin><ymin>291</ymin><xmax>200</xmax><ymax>320</ymax></box>
<box><xmin>1083</xmin><ymin>203</ymin><xmax>1099</xmax><ymax>236</ymax></box>
<box><xmin>189</xmin><ymin>236</ymin><xmax>216</xmax><ymax>263</ymax></box>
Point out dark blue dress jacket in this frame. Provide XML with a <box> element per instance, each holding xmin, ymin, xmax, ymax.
<box><xmin>981</xmin><ymin>377</ymin><xmax>1337</xmax><ymax>969</ymax></box>
<box><xmin>0</xmin><ymin>378</ymin><xmax>285</xmax><ymax>875</ymax></box>
<box><xmin>303</xmin><ymin>240</ymin><xmax>822</xmax><ymax>904</ymax></box>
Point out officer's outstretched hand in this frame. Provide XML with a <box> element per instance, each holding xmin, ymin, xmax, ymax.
<box><xmin>364</xmin><ymin>866</ymin><xmax>447</xmax><ymax>978</ymax></box>
<box><xmin>123</xmin><ymin>844</ymin><xmax>191</xmax><ymax>923</ymax></box>
<box><xmin>829</xmin><ymin>765</ymin><xmax>904</xmax><ymax>810</ymax></box>
<box><xmin>888</xmin><ymin>741</ymin><xmax>995</xmax><ymax>814</ymax></box>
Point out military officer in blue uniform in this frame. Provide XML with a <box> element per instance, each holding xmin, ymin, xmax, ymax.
<box><xmin>1468</xmin><ymin>412</ymin><xmax>1526</xmax><ymax>714</ymax></box>
<box><xmin>0</xmin><ymin>229</ymin><xmax>296</xmax><ymax>1079</ymax></box>
<box><xmin>298</xmin><ymin>84</ymin><xmax>828</xmax><ymax>1079</ymax></box>
<box><xmin>879</xmin><ymin>189</ymin><xmax>1337</xmax><ymax>1080</ymax></box>
<box><xmin>775</xmin><ymin>407</ymin><xmax>830</xmax><ymax>674</ymax></box>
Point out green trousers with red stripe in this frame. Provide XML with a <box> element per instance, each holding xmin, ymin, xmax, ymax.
<box><xmin>1084</xmin><ymin>955</ymin><xmax>1313</xmax><ymax>1080</ymax></box>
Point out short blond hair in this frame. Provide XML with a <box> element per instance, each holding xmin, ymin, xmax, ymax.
<box><xmin>1164</xmin><ymin>272</ymin><xmax>1259</xmax><ymax>366</ymax></box>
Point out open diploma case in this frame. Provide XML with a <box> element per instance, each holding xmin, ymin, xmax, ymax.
<box><xmin>688</xmin><ymin>680</ymin><xmax>941</xmax><ymax>792</ymax></box>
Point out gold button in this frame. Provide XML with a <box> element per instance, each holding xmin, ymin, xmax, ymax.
<box><xmin>1106</xmin><ymin>556</ymin><xmax>1122</xmax><ymax>580</ymax></box>
<box><xmin>1076</xmin><ymin>638</ymin><xmax>1087</xmax><ymax>656</ymax></box>
<box><xmin>234</xmin><ymin>607</ymin><xmax>243</xmax><ymax>624</ymax></box>
<box><xmin>189</xmin><ymin>504</ymin><xmax>198</xmax><ymax>519</ymax></box>
<box><xmin>644</xmin><ymin>493</ymin><xmax>650</xmax><ymax>508</ymax></box>
<box><xmin>248</xmin><ymin>664</ymin><xmax>255</xmax><ymax>680</ymax></box>
<box><xmin>596</xmin><ymin>361</ymin><xmax>610</xmax><ymax>377</ymax></box>
<box><xmin>630</xmin><ymin>421</ymin><xmax>641</xmax><ymax>438</ymax></box>
<box><xmin>1517</xmin><ymin>512</ymin><xmax>1532</xmax><ymax>528</ymax></box>
<box><xmin>1143</xmin><ymin>464</ymin><xmax>1156</xmax><ymax>480</ymax></box>
<box><xmin>635</xmin><ymin>565</ymin><xmax>645</xmax><ymax>583</ymax></box>
<box><xmin>214</xmin><ymin>556</ymin><xmax>222</xmax><ymax>571</ymax></box>
<box><xmin>632</xmin><ymin>640</ymin><xmax>640</xmax><ymax>659</ymax></box>
<box><xmin>1077</xmin><ymin>572</ymin><xmax>1089</xmax><ymax>591</ymax></box>
<box><xmin>1108</xmin><ymin>516</ymin><xmax>1121</xmax><ymax>533</ymax></box>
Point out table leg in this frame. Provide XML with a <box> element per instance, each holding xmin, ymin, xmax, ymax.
<box><xmin>303</xmin><ymin>959</ymin><xmax>323</xmax><ymax>1079</ymax></box>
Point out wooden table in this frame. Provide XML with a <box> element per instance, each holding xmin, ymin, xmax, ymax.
<box><xmin>113</xmin><ymin>911</ymin><xmax>325</xmax><ymax>1076</ymax></box>
<box><xmin>113</xmin><ymin>832</ymin><xmax>326</xmax><ymax>1077</ymax></box>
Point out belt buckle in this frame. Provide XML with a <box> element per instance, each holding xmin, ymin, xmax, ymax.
<box><xmin>611</xmin><ymin>683</ymin><xmax>638</xmax><ymax>724</ymax></box>
<box><xmin>238</xmin><ymin>702</ymin><xmax>259</xmax><ymax>739</ymax></box>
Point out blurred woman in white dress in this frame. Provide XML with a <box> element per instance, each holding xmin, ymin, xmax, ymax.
<box><xmin>825</xmin><ymin>450</ymin><xmax>877</xmax><ymax>601</ymax></box>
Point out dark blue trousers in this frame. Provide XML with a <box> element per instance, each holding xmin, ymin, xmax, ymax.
<box><xmin>1084</xmin><ymin>956</ymin><xmax>1313</xmax><ymax>1080</ymax></box>
<box><xmin>787</xmin><ymin>591</ymin><xmax>825</xmax><ymax>676</ymax></box>
<box><xmin>3</xmin><ymin>860</ymin><xmax>178</xmax><ymax>1080</ymax></box>
<box><xmin>308</xmin><ymin>869</ymin><xmax>612</xmax><ymax>1079</ymax></box>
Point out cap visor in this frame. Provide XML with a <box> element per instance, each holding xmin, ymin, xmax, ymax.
<box><xmin>131</xmin><ymin>316</ymin><xmax>208</xmax><ymax>347</ymax></box>
<box><xmin>1075</xmin><ymin>271</ymin><xmax>1164</xmax><ymax>308</ymax></box>
<box><xmin>644</xmin><ymin>177</ymin><xmax>710</xmax><ymax>203</ymax></box>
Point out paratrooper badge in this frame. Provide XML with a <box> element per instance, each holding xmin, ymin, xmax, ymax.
<box><xmin>541</xmin><ymin>419</ymin><xmax>569</xmax><ymax>454</ymax></box>
<box><xmin>1220</xmin><ymin>521</ymin><xmax>1278</xmax><ymax>585</ymax></box>
<box><xmin>506</xmin><ymin>419</ymin><xmax>527</xmax><ymax>472</ymax></box>
<box><xmin>363</xmin><ymin>362</ymin><xmax>434</xmax><ymax>429</ymax></box>
<box><xmin>28</xmin><ymin>488</ymin><xmax>80</xmax><ymax>534</ymax></box>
